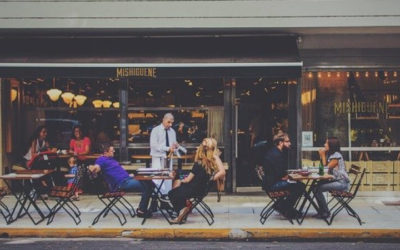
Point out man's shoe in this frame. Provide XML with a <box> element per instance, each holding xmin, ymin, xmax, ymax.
<box><xmin>136</xmin><ymin>209</ymin><xmax>152</xmax><ymax>218</ymax></box>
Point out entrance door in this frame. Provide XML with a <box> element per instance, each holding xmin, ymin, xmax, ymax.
<box><xmin>234</xmin><ymin>78</ymin><xmax>289</xmax><ymax>188</ymax></box>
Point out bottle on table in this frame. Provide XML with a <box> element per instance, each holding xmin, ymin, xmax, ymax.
<box><xmin>318</xmin><ymin>160</ymin><xmax>324</xmax><ymax>176</ymax></box>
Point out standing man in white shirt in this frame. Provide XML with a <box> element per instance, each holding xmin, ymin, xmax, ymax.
<box><xmin>150</xmin><ymin>113</ymin><xmax>178</xmax><ymax>194</ymax></box>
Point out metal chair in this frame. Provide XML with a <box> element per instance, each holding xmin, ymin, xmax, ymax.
<box><xmin>255</xmin><ymin>165</ymin><xmax>295</xmax><ymax>224</ymax></box>
<box><xmin>328</xmin><ymin>166</ymin><xmax>366</xmax><ymax>225</ymax></box>
<box><xmin>0</xmin><ymin>188</ymin><xmax>10</xmax><ymax>222</ymax></box>
<box><xmin>260</xmin><ymin>190</ymin><xmax>293</xmax><ymax>224</ymax></box>
<box><xmin>183</xmin><ymin>176</ymin><xmax>216</xmax><ymax>226</ymax></box>
<box><xmin>47</xmin><ymin>165</ymin><xmax>86</xmax><ymax>225</ymax></box>
<box><xmin>90</xmin><ymin>175</ymin><xmax>136</xmax><ymax>226</ymax></box>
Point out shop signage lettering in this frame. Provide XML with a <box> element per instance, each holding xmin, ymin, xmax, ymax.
<box><xmin>334</xmin><ymin>101</ymin><xmax>387</xmax><ymax>114</ymax></box>
<box><xmin>116</xmin><ymin>67</ymin><xmax>157</xmax><ymax>78</ymax></box>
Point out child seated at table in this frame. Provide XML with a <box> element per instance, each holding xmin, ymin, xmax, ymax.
<box><xmin>67</xmin><ymin>156</ymin><xmax>82</xmax><ymax>201</ymax></box>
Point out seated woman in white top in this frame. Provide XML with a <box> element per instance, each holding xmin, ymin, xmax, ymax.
<box><xmin>314</xmin><ymin>137</ymin><xmax>350</xmax><ymax>219</ymax></box>
<box><xmin>24</xmin><ymin>125</ymin><xmax>57</xmax><ymax>168</ymax></box>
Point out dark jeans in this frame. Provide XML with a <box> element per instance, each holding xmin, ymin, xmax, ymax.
<box><xmin>269</xmin><ymin>180</ymin><xmax>305</xmax><ymax>213</ymax></box>
<box><xmin>313</xmin><ymin>179</ymin><xmax>349</xmax><ymax>214</ymax></box>
<box><xmin>119</xmin><ymin>178</ymin><xmax>153</xmax><ymax>212</ymax></box>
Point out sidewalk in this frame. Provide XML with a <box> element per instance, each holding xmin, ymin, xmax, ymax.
<box><xmin>1</xmin><ymin>192</ymin><xmax>400</xmax><ymax>240</ymax></box>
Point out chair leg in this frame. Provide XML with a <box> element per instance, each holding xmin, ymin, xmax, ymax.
<box><xmin>192</xmin><ymin>202</ymin><xmax>214</xmax><ymax>226</ymax></box>
<box><xmin>329</xmin><ymin>197</ymin><xmax>362</xmax><ymax>226</ymax></box>
<box><xmin>93</xmin><ymin>197</ymin><xmax>127</xmax><ymax>226</ymax></box>
<box><xmin>61</xmin><ymin>202</ymin><xmax>81</xmax><ymax>225</ymax></box>
<box><xmin>198</xmin><ymin>201</ymin><xmax>213</xmax><ymax>218</ymax></box>
<box><xmin>118</xmin><ymin>196</ymin><xmax>136</xmax><ymax>218</ymax></box>
<box><xmin>47</xmin><ymin>198</ymin><xmax>81</xmax><ymax>225</ymax></box>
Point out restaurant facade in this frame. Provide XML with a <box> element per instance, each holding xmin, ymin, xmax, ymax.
<box><xmin>1</xmin><ymin>0</ymin><xmax>400</xmax><ymax>192</ymax></box>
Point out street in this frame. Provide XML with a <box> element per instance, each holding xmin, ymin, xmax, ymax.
<box><xmin>0</xmin><ymin>238</ymin><xmax>399</xmax><ymax>250</ymax></box>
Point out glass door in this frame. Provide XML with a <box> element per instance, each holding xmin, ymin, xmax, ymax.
<box><xmin>234</xmin><ymin>78</ymin><xmax>289</xmax><ymax>188</ymax></box>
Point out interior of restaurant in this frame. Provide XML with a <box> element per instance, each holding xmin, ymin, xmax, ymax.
<box><xmin>3</xmin><ymin>75</ymin><xmax>292</xmax><ymax>189</ymax></box>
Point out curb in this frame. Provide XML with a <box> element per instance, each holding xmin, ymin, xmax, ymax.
<box><xmin>1</xmin><ymin>228</ymin><xmax>400</xmax><ymax>240</ymax></box>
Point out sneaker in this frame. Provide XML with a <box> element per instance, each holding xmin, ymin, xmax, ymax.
<box><xmin>160</xmin><ymin>195</ymin><xmax>170</xmax><ymax>203</ymax></box>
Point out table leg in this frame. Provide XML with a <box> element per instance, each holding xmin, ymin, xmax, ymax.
<box><xmin>141</xmin><ymin>179</ymin><xmax>174</xmax><ymax>225</ymax></box>
<box><xmin>4</xmin><ymin>179</ymin><xmax>50</xmax><ymax>225</ymax></box>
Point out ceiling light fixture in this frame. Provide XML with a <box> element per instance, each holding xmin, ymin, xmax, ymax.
<box><xmin>46</xmin><ymin>78</ymin><xmax>62</xmax><ymax>102</ymax></box>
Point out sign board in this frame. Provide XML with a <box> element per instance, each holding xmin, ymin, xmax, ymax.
<box><xmin>302</xmin><ymin>131</ymin><xmax>313</xmax><ymax>147</ymax></box>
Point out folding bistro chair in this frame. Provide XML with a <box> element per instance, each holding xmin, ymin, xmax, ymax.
<box><xmin>183</xmin><ymin>175</ymin><xmax>216</xmax><ymax>226</ymax></box>
<box><xmin>328</xmin><ymin>166</ymin><xmax>366</xmax><ymax>225</ymax></box>
<box><xmin>0</xmin><ymin>188</ymin><xmax>10</xmax><ymax>222</ymax></box>
<box><xmin>255</xmin><ymin>166</ymin><xmax>295</xmax><ymax>225</ymax></box>
<box><xmin>90</xmin><ymin>175</ymin><xmax>136</xmax><ymax>226</ymax></box>
<box><xmin>47</xmin><ymin>165</ymin><xmax>86</xmax><ymax>225</ymax></box>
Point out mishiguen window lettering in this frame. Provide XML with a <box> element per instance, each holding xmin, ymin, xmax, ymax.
<box><xmin>116</xmin><ymin>67</ymin><xmax>157</xmax><ymax>78</ymax></box>
<box><xmin>334</xmin><ymin>101</ymin><xmax>387</xmax><ymax>114</ymax></box>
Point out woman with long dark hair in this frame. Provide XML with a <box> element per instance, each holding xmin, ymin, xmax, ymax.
<box><xmin>314</xmin><ymin>137</ymin><xmax>350</xmax><ymax>219</ymax></box>
<box><xmin>69</xmin><ymin>125</ymin><xmax>91</xmax><ymax>155</ymax></box>
<box><xmin>24</xmin><ymin>125</ymin><xmax>55</xmax><ymax>166</ymax></box>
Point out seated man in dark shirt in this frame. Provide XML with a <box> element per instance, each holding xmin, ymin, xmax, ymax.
<box><xmin>262</xmin><ymin>132</ymin><xmax>305</xmax><ymax>219</ymax></box>
<box><xmin>88</xmin><ymin>143</ymin><xmax>153</xmax><ymax>218</ymax></box>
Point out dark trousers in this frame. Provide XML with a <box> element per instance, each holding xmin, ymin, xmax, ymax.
<box><xmin>270</xmin><ymin>180</ymin><xmax>305</xmax><ymax>212</ymax></box>
<box><xmin>168</xmin><ymin>184</ymin><xmax>194</xmax><ymax>213</ymax></box>
<box><xmin>119</xmin><ymin>178</ymin><xmax>154</xmax><ymax>212</ymax></box>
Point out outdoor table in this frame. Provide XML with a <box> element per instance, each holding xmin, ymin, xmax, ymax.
<box><xmin>134</xmin><ymin>174</ymin><xmax>174</xmax><ymax>225</ymax></box>
<box><xmin>0</xmin><ymin>170</ymin><xmax>54</xmax><ymax>225</ymax></box>
<box><xmin>131</xmin><ymin>154</ymin><xmax>195</xmax><ymax>169</ymax></box>
<box><xmin>288</xmin><ymin>172</ymin><xmax>334</xmax><ymax>224</ymax></box>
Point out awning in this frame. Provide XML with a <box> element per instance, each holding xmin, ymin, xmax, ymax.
<box><xmin>0</xmin><ymin>36</ymin><xmax>302</xmax><ymax>78</ymax></box>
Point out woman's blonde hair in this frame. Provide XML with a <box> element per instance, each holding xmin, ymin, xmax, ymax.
<box><xmin>194</xmin><ymin>138</ymin><xmax>221</xmax><ymax>175</ymax></box>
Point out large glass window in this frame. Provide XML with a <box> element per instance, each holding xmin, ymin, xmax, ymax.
<box><xmin>127</xmin><ymin>78</ymin><xmax>224</xmax><ymax>150</ymax></box>
<box><xmin>3</xmin><ymin>77</ymin><xmax>120</xmax><ymax>157</ymax></box>
<box><xmin>302</xmin><ymin>70</ymin><xmax>400</xmax><ymax>153</ymax></box>
<box><xmin>301</xmin><ymin>70</ymin><xmax>400</xmax><ymax>191</ymax></box>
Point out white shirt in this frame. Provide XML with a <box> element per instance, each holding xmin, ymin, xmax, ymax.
<box><xmin>24</xmin><ymin>139</ymin><xmax>47</xmax><ymax>161</ymax></box>
<box><xmin>150</xmin><ymin>124</ymin><xmax>177</xmax><ymax>157</ymax></box>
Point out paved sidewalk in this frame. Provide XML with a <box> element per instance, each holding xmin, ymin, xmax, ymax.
<box><xmin>1</xmin><ymin>192</ymin><xmax>400</xmax><ymax>239</ymax></box>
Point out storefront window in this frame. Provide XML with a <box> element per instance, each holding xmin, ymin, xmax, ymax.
<box><xmin>4</xmin><ymin>77</ymin><xmax>120</xmax><ymax>155</ymax></box>
<box><xmin>302</xmin><ymin>70</ymin><xmax>400</xmax><ymax>162</ymax></box>
<box><xmin>127</xmin><ymin>78</ymin><xmax>224</xmax><ymax>149</ymax></box>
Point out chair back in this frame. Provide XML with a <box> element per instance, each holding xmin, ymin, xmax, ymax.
<box><xmin>352</xmin><ymin>167</ymin><xmax>366</xmax><ymax>197</ymax></box>
<box><xmin>68</xmin><ymin>164</ymin><xmax>87</xmax><ymax>196</ymax></box>
<box><xmin>348</xmin><ymin>164</ymin><xmax>362</xmax><ymax>194</ymax></box>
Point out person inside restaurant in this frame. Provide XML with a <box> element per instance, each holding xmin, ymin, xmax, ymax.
<box><xmin>88</xmin><ymin>143</ymin><xmax>154</xmax><ymax>218</ymax></box>
<box><xmin>314</xmin><ymin>137</ymin><xmax>350</xmax><ymax>219</ymax></box>
<box><xmin>150</xmin><ymin>113</ymin><xmax>179</xmax><ymax>195</ymax></box>
<box><xmin>168</xmin><ymin>138</ymin><xmax>226</xmax><ymax>224</ymax></box>
<box><xmin>262</xmin><ymin>132</ymin><xmax>305</xmax><ymax>220</ymax></box>
<box><xmin>23</xmin><ymin>125</ymin><xmax>58</xmax><ymax>198</ymax></box>
<box><xmin>176</xmin><ymin>122</ymin><xmax>189</xmax><ymax>143</ymax></box>
<box><xmin>66</xmin><ymin>155</ymin><xmax>82</xmax><ymax>201</ymax></box>
<box><xmin>69</xmin><ymin>125</ymin><xmax>91</xmax><ymax>155</ymax></box>
<box><xmin>24</xmin><ymin>125</ymin><xmax>57</xmax><ymax>168</ymax></box>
